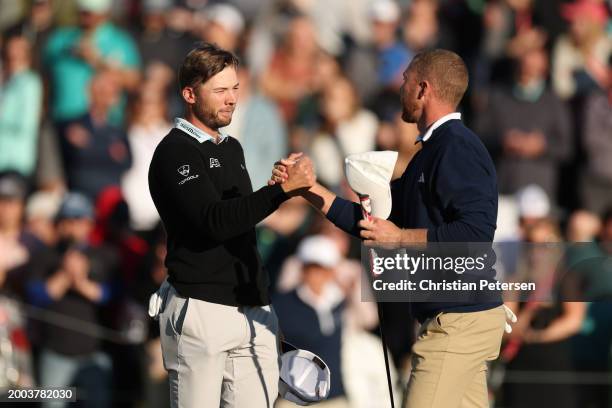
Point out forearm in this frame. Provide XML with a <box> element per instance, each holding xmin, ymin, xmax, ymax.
<box><xmin>202</xmin><ymin>184</ymin><xmax>289</xmax><ymax>241</ymax></box>
<box><xmin>75</xmin><ymin>279</ymin><xmax>103</xmax><ymax>303</ymax></box>
<box><xmin>533</xmin><ymin>302</ymin><xmax>586</xmax><ymax>343</ymax></box>
<box><xmin>300</xmin><ymin>183</ymin><xmax>337</xmax><ymax>215</ymax></box>
<box><xmin>45</xmin><ymin>271</ymin><xmax>71</xmax><ymax>300</ymax></box>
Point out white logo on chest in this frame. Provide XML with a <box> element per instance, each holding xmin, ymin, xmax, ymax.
<box><xmin>418</xmin><ymin>172</ymin><xmax>425</xmax><ymax>183</ymax></box>
<box><xmin>210</xmin><ymin>158</ymin><xmax>221</xmax><ymax>168</ymax></box>
<box><xmin>178</xmin><ymin>165</ymin><xmax>190</xmax><ymax>177</ymax></box>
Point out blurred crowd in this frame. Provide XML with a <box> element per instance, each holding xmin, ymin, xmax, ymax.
<box><xmin>0</xmin><ymin>0</ymin><xmax>611</xmax><ymax>406</ymax></box>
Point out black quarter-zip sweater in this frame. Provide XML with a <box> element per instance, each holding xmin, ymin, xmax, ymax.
<box><xmin>148</xmin><ymin>126</ymin><xmax>289</xmax><ymax>306</ymax></box>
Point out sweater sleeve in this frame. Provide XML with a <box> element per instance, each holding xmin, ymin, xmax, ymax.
<box><xmin>150</xmin><ymin>141</ymin><xmax>289</xmax><ymax>242</ymax></box>
<box><xmin>326</xmin><ymin>197</ymin><xmax>363</xmax><ymax>238</ymax></box>
<box><xmin>427</xmin><ymin>139</ymin><xmax>498</xmax><ymax>242</ymax></box>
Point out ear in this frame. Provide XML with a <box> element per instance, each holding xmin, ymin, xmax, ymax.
<box><xmin>181</xmin><ymin>87</ymin><xmax>197</xmax><ymax>104</ymax></box>
<box><xmin>418</xmin><ymin>80</ymin><xmax>429</xmax><ymax>100</ymax></box>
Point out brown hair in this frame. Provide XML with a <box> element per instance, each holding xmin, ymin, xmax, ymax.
<box><xmin>178</xmin><ymin>43</ymin><xmax>239</xmax><ymax>89</ymax></box>
<box><xmin>408</xmin><ymin>49</ymin><xmax>469</xmax><ymax>108</ymax></box>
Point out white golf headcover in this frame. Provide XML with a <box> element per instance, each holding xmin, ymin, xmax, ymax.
<box><xmin>345</xmin><ymin>151</ymin><xmax>398</xmax><ymax>219</ymax></box>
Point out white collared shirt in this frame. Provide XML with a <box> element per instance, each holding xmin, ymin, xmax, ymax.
<box><xmin>174</xmin><ymin>117</ymin><xmax>229</xmax><ymax>144</ymax></box>
<box><xmin>416</xmin><ymin>112</ymin><xmax>462</xmax><ymax>143</ymax></box>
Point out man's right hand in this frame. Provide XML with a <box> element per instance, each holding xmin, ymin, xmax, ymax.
<box><xmin>271</xmin><ymin>153</ymin><xmax>316</xmax><ymax>195</ymax></box>
<box><xmin>269</xmin><ymin>152</ymin><xmax>302</xmax><ymax>186</ymax></box>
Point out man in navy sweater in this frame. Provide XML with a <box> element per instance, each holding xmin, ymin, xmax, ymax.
<box><xmin>272</xmin><ymin>49</ymin><xmax>507</xmax><ymax>408</ymax></box>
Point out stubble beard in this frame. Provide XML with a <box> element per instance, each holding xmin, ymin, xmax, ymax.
<box><xmin>193</xmin><ymin>100</ymin><xmax>232</xmax><ymax>131</ymax></box>
<box><xmin>401</xmin><ymin>104</ymin><xmax>419</xmax><ymax>124</ymax></box>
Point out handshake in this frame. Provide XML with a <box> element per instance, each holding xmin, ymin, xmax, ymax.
<box><xmin>268</xmin><ymin>152</ymin><xmax>316</xmax><ymax>196</ymax></box>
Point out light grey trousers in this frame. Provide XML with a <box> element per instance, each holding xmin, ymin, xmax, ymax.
<box><xmin>160</xmin><ymin>285</ymin><xmax>280</xmax><ymax>408</ymax></box>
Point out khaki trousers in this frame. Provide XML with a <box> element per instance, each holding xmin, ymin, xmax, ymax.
<box><xmin>160</xmin><ymin>285</ymin><xmax>280</xmax><ymax>408</ymax></box>
<box><xmin>404</xmin><ymin>306</ymin><xmax>506</xmax><ymax>408</ymax></box>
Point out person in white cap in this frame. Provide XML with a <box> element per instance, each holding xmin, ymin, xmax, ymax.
<box><xmin>200</xmin><ymin>3</ymin><xmax>245</xmax><ymax>51</ymax></box>
<box><xmin>271</xmin><ymin>49</ymin><xmax>516</xmax><ymax>408</ymax></box>
<box><xmin>273</xmin><ymin>235</ymin><xmax>349</xmax><ymax>407</ymax></box>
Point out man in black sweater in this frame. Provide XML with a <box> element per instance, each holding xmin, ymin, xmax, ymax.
<box><xmin>148</xmin><ymin>43</ymin><xmax>314</xmax><ymax>408</ymax></box>
<box><xmin>272</xmin><ymin>50</ymin><xmax>510</xmax><ymax>408</ymax></box>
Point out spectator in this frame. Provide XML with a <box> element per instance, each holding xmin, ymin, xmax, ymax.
<box><xmin>402</xmin><ymin>0</ymin><xmax>440</xmax><ymax>53</ymax></box>
<box><xmin>4</xmin><ymin>0</ymin><xmax>55</xmax><ymax>70</ymax></box>
<box><xmin>516</xmin><ymin>184</ymin><xmax>553</xmax><ymax>235</ymax></box>
<box><xmin>0</xmin><ymin>237</ymin><xmax>34</xmax><ymax>392</ymax></box>
<box><xmin>59</xmin><ymin>71</ymin><xmax>132</xmax><ymax>201</ymax></box>
<box><xmin>477</xmin><ymin>46</ymin><xmax>572</xmax><ymax>198</ymax></box>
<box><xmin>552</xmin><ymin>0</ymin><xmax>612</xmax><ymax>99</ymax></box>
<box><xmin>43</xmin><ymin>0</ymin><xmax>141</xmax><ymax>126</ymax></box>
<box><xmin>198</xmin><ymin>3</ymin><xmax>245</xmax><ymax>52</ymax></box>
<box><xmin>222</xmin><ymin>66</ymin><xmax>287</xmax><ymax>190</ymax></box>
<box><xmin>276</xmin><ymin>219</ymin><xmax>378</xmax><ymax>332</ymax></box>
<box><xmin>477</xmin><ymin>0</ymin><xmax>548</xmax><ymax>87</ymax></box>
<box><xmin>27</xmin><ymin>192</ymin><xmax>117</xmax><ymax>408</ymax></box>
<box><xmin>259</xmin><ymin>15</ymin><xmax>319</xmax><ymax>123</ymax></box>
<box><xmin>297</xmin><ymin>75</ymin><xmax>378</xmax><ymax>191</ymax></box>
<box><xmin>136</xmin><ymin>0</ymin><xmax>195</xmax><ymax>117</ymax></box>
<box><xmin>567</xmin><ymin>208</ymin><xmax>612</xmax><ymax>408</ymax></box>
<box><xmin>580</xmin><ymin>54</ymin><xmax>612</xmax><ymax>214</ymax></box>
<box><xmin>345</xmin><ymin>0</ymin><xmax>412</xmax><ymax>104</ymax></box>
<box><xmin>121</xmin><ymin>89</ymin><xmax>169</xmax><ymax>233</ymax></box>
<box><xmin>24</xmin><ymin>190</ymin><xmax>63</xmax><ymax>248</ymax></box>
<box><xmin>137</xmin><ymin>0</ymin><xmax>188</xmax><ymax>72</ymax></box>
<box><xmin>0</xmin><ymin>173</ymin><xmax>46</xmax><ymax>295</ymax></box>
<box><xmin>132</xmin><ymin>227</ymin><xmax>168</xmax><ymax>408</ymax></box>
<box><xmin>273</xmin><ymin>235</ymin><xmax>349</xmax><ymax>407</ymax></box>
<box><xmin>0</xmin><ymin>34</ymin><xmax>43</xmax><ymax>178</ymax></box>
<box><xmin>502</xmin><ymin>218</ymin><xmax>586</xmax><ymax>408</ymax></box>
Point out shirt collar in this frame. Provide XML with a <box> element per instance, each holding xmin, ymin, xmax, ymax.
<box><xmin>416</xmin><ymin>112</ymin><xmax>462</xmax><ymax>143</ymax></box>
<box><xmin>174</xmin><ymin>117</ymin><xmax>228</xmax><ymax>144</ymax></box>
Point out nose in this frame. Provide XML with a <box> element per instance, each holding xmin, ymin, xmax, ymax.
<box><xmin>227</xmin><ymin>89</ymin><xmax>238</xmax><ymax>105</ymax></box>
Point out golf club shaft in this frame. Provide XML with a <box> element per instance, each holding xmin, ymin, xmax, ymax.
<box><xmin>359</xmin><ymin>194</ymin><xmax>395</xmax><ymax>408</ymax></box>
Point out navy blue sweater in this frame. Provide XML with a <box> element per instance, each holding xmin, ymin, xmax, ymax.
<box><xmin>327</xmin><ymin>119</ymin><xmax>502</xmax><ymax>320</ymax></box>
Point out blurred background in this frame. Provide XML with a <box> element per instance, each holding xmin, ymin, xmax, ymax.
<box><xmin>0</xmin><ymin>0</ymin><xmax>610</xmax><ymax>406</ymax></box>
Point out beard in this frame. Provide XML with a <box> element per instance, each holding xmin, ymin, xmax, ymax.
<box><xmin>401</xmin><ymin>99</ymin><xmax>421</xmax><ymax>123</ymax></box>
<box><xmin>193</xmin><ymin>99</ymin><xmax>233</xmax><ymax>130</ymax></box>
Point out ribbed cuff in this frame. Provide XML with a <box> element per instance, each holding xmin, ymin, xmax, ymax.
<box><xmin>266</xmin><ymin>183</ymin><xmax>290</xmax><ymax>207</ymax></box>
<box><xmin>326</xmin><ymin>196</ymin><xmax>347</xmax><ymax>224</ymax></box>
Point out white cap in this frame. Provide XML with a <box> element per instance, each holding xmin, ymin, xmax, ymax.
<box><xmin>516</xmin><ymin>184</ymin><xmax>550</xmax><ymax>219</ymax></box>
<box><xmin>77</xmin><ymin>0</ymin><xmax>112</xmax><ymax>13</ymax></box>
<box><xmin>369</xmin><ymin>0</ymin><xmax>401</xmax><ymax>23</ymax></box>
<box><xmin>25</xmin><ymin>191</ymin><xmax>62</xmax><ymax>220</ymax></box>
<box><xmin>345</xmin><ymin>151</ymin><xmax>398</xmax><ymax>219</ymax></box>
<box><xmin>206</xmin><ymin>4</ymin><xmax>245</xmax><ymax>35</ymax></box>
<box><xmin>297</xmin><ymin>235</ymin><xmax>341</xmax><ymax>268</ymax></box>
<box><xmin>279</xmin><ymin>342</ymin><xmax>331</xmax><ymax>406</ymax></box>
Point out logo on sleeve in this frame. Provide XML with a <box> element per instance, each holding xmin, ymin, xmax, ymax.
<box><xmin>210</xmin><ymin>158</ymin><xmax>221</xmax><ymax>168</ymax></box>
<box><xmin>177</xmin><ymin>164</ymin><xmax>199</xmax><ymax>185</ymax></box>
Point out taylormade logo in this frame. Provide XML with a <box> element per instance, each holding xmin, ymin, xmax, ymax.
<box><xmin>178</xmin><ymin>174</ymin><xmax>199</xmax><ymax>185</ymax></box>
